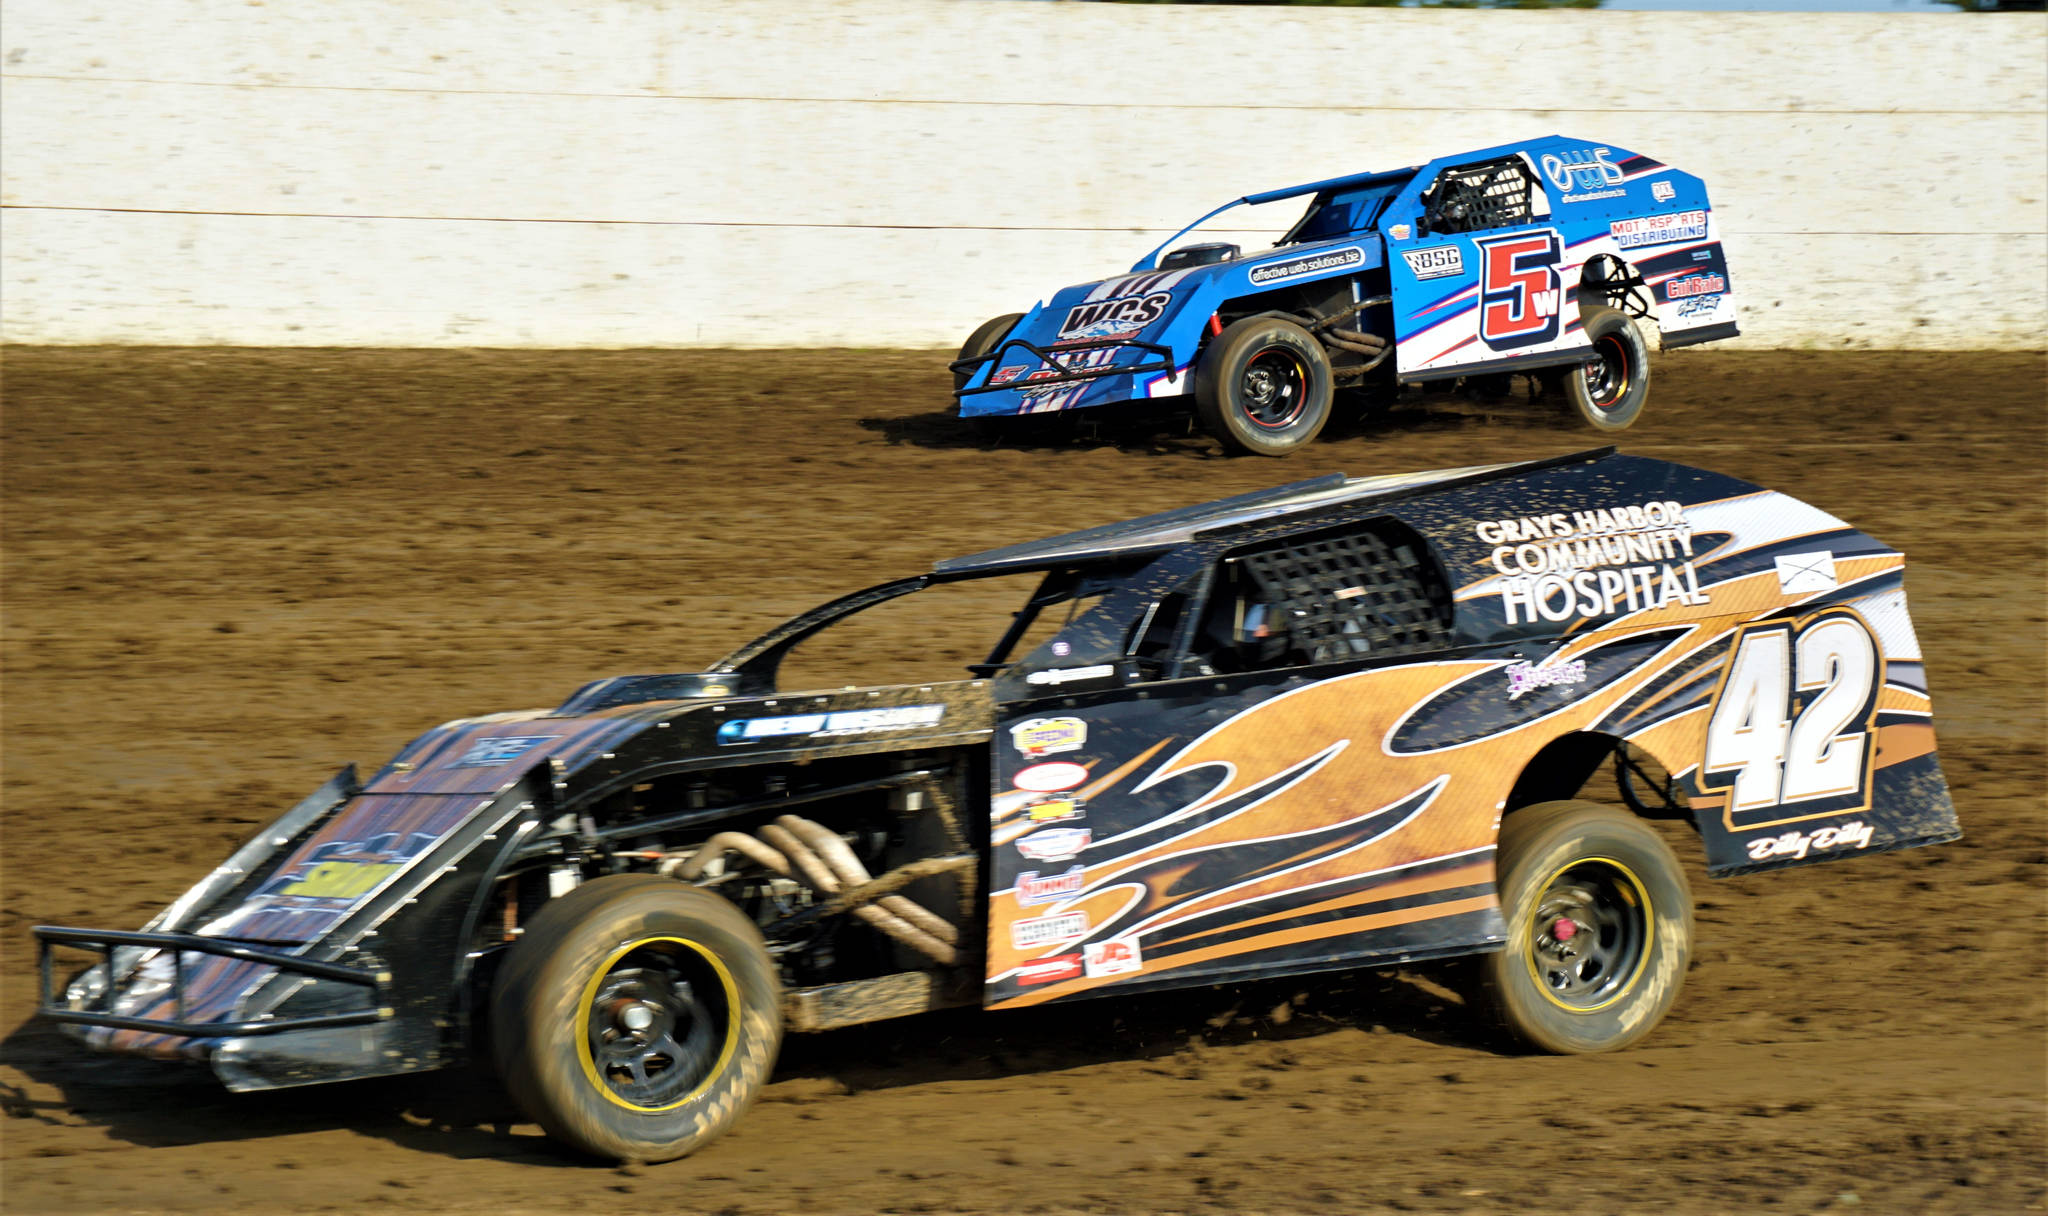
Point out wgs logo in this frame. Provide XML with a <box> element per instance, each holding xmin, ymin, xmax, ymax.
<box><xmin>1540</xmin><ymin>147</ymin><xmax>1624</xmax><ymax>193</ymax></box>
<box><xmin>1060</xmin><ymin>292</ymin><xmax>1171</xmax><ymax>341</ymax></box>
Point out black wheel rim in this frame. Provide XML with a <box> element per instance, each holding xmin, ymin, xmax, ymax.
<box><xmin>1581</xmin><ymin>334</ymin><xmax>1631</xmax><ymax>410</ymax></box>
<box><xmin>579</xmin><ymin>937</ymin><xmax>734</xmax><ymax>1111</ymax></box>
<box><xmin>1238</xmin><ymin>346</ymin><xmax>1309</xmax><ymax>429</ymax></box>
<box><xmin>1523</xmin><ymin>857</ymin><xmax>1652</xmax><ymax>1012</ymax></box>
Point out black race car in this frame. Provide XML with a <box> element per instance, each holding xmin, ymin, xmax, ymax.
<box><xmin>36</xmin><ymin>449</ymin><xmax>1957</xmax><ymax>1161</ymax></box>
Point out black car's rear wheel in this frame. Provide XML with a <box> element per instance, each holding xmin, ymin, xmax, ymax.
<box><xmin>1474</xmin><ymin>800</ymin><xmax>1692</xmax><ymax>1054</ymax></box>
<box><xmin>1195</xmin><ymin>316</ymin><xmax>1334</xmax><ymax>456</ymax></box>
<box><xmin>491</xmin><ymin>874</ymin><xmax>782</xmax><ymax>1162</ymax></box>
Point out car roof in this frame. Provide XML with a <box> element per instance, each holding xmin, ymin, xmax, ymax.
<box><xmin>935</xmin><ymin>447</ymin><xmax>1617</xmax><ymax>576</ymax></box>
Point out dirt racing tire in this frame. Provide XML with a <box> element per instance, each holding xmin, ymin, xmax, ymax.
<box><xmin>1565</xmin><ymin>308</ymin><xmax>1651</xmax><ymax>431</ymax></box>
<box><xmin>490</xmin><ymin>873</ymin><xmax>782</xmax><ymax>1162</ymax></box>
<box><xmin>1194</xmin><ymin>316</ymin><xmax>1334</xmax><ymax>456</ymax></box>
<box><xmin>953</xmin><ymin>312</ymin><xmax>1025</xmax><ymax>393</ymax></box>
<box><xmin>1474</xmin><ymin>800</ymin><xmax>1692</xmax><ymax>1055</ymax></box>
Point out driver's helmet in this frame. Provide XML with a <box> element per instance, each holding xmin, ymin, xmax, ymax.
<box><xmin>1235</xmin><ymin>600</ymin><xmax>1291</xmax><ymax>662</ymax></box>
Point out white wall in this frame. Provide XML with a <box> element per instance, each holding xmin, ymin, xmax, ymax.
<box><xmin>3</xmin><ymin>0</ymin><xmax>2043</xmax><ymax>349</ymax></box>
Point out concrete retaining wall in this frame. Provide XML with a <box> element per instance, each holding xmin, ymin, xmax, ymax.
<box><xmin>4</xmin><ymin>1</ymin><xmax>2042</xmax><ymax>348</ymax></box>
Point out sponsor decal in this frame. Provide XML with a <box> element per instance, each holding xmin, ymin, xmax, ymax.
<box><xmin>1774</xmin><ymin>551</ymin><xmax>1839</xmax><ymax>595</ymax></box>
<box><xmin>991</xmin><ymin>364</ymin><xmax>1026</xmax><ymax>385</ymax></box>
<box><xmin>1024</xmin><ymin>664</ymin><xmax>1115</xmax><ymax>688</ymax></box>
<box><xmin>1083</xmin><ymin>937</ymin><xmax>1145</xmax><ymax>978</ymax></box>
<box><xmin>1017</xmin><ymin>828</ymin><xmax>1091</xmax><ymax>863</ymax></box>
<box><xmin>1401</xmin><ymin>245</ymin><xmax>1466</xmax><ymax>281</ymax></box>
<box><xmin>1017</xmin><ymin>953</ymin><xmax>1083</xmax><ymax>985</ymax></box>
<box><xmin>455</xmin><ymin>735</ymin><xmax>558</xmax><ymax>768</ymax></box>
<box><xmin>1022</xmin><ymin>794</ymin><xmax>1086</xmax><ymax>824</ymax></box>
<box><xmin>1011</xmin><ymin>910</ymin><xmax>1088</xmax><ymax>949</ymax></box>
<box><xmin>1651</xmin><ymin>180</ymin><xmax>1677</xmax><ymax>203</ymax></box>
<box><xmin>1702</xmin><ymin>611</ymin><xmax>1882</xmax><ymax>825</ymax></box>
<box><xmin>1746</xmin><ymin>819</ymin><xmax>1874</xmax><ymax>863</ymax></box>
<box><xmin>1051</xmin><ymin>641</ymin><xmax>1071</xmax><ymax>657</ymax></box>
<box><xmin>1675</xmin><ymin>296</ymin><xmax>1723</xmax><ymax>320</ymax></box>
<box><xmin>1662</xmin><ymin>272</ymin><xmax>1728</xmax><ymax>300</ymax></box>
<box><xmin>1692</xmin><ymin>249</ymin><xmax>1714</xmax><ymax>263</ymax></box>
<box><xmin>1011</xmin><ymin>716</ymin><xmax>1089</xmax><ymax>758</ymax></box>
<box><xmin>1060</xmin><ymin>292</ymin><xmax>1171</xmax><ymax>341</ymax></box>
<box><xmin>1476</xmin><ymin>229</ymin><xmax>1563</xmax><ymax>351</ymax></box>
<box><xmin>1610</xmin><ymin>210</ymin><xmax>1709</xmax><ymax>250</ymax></box>
<box><xmin>1016</xmin><ymin>865</ymin><xmax>1087</xmax><ymax>906</ymax></box>
<box><xmin>1505</xmin><ymin>658</ymin><xmax>1588</xmax><ymax>700</ymax></box>
<box><xmin>717</xmin><ymin>705</ymin><xmax>944</xmax><ymax>745</ymax></box>
<box><xmin>1665</xmin><ymin>273</ymin><xmax>1727</xmax><ymax>299</ymax></box>
<box><xmin>1542</xmin><ymin>147</ymin><xmax>1625</xmax><ymax>193</ymax></box>
<box><xmin>262</xmin><ymin>831</ymin><xmax>436</xmax><ymax>900</ymax></box>
<box><xmin>279</xmin><ymin>860</ymin><xmax>401</xmax><ymax>899</ymax></box>
<box><xmin>1542</xmin><ymin>146</ymin><xmax>1628</xmax><ymax>200</ymax></box>
<box><xmin>1014</xmin><ymin>761</ymin><xmax>1089</xmax><ymax>793</ymax></box>
<box><xmin>1472</xmin><ymin>501</ymin><xmax>1709</xmax><ymax>625</ymax></box>
<box><xmin>1247</xmin><ymin>246</ymin><xmax>1366</xmax><ymax>286</ymax></box>
<box><xmin>1388</xmin><ymin>223</ymin><xmax>1411</xmax><ymax>241</ymax></box>
<box><xmin>1014</xmin><ymin>346</ymin><xmax>1121</xmax><ymax>412</ymax></box>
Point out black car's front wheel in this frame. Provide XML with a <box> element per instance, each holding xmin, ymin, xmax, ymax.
<box><xmin>491</xmin><ymin>874</ymin><xmax>782</xmax><ymax>1162</ymax></box>
<box><xmin>1194</xmin><ymin>316</ymin><xmax>1334</xmax><ymax>456</ymax></box>
<box><xmin>1474</xmin><ymin>800</ymin><xmax>1692</xmax><ymax>1054</ymax></box>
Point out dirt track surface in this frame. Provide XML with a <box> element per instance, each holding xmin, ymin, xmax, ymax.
<box><xmin>2</xmin><ymin>347</ymin><xmax>2043</xmax><ymax>1215</ymax></box>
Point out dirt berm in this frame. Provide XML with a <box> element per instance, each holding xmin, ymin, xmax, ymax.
<box><xmin>2</xmin><ymin>347</ymin><xmax>2042</xmax><ymax>1215</ymax></box>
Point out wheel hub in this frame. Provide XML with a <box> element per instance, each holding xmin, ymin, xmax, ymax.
<box><xmin>1238</xmin><ymin>347</ymin><xmax>1307</xmax><ymax>428</ymax></box>
<box><xmin>1581</xmin><ymin>335</ymin><xmax>1629</xmax><ymax>408</ymax></box>
<box><xmin>586</xmin><ymin>955</ymin><xmax>724</xmax><ymax>1108</ymax></box>
<box><xmin>1525</xmin><ymin>860</ymin><xmax>1650</xmax><ymax>1010</ymax></box>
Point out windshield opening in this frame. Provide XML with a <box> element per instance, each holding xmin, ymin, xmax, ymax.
<box><xmin>759</xmin><ymin>563</ymin><xmax>1134</xmax><ymax>693</ymax></box>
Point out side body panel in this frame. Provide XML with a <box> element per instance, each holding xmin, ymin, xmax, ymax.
<box><xmin>985</xmin><ymin>668</ymin><xmax>1507</xmax><ymax>1009</ymax></box>
<box><xmin>982</xmin><ymin>454</ymin><xmax>1954</xmax><ymax>1009</ymax></box>
<box><xmin>1400</xmin><ymin>456</ymin><xmax>1955</xmax><ymax>875</ymax></box>
<box><xmin>1383</xmin><ymin>136</ymin><xmax>1737</xmax><ymax>378</ymax></box>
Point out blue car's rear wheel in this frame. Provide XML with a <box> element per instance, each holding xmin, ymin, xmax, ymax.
<box><xmin>491</xmin><ymin>874</ymin><xmax>782</xmax><ymax>1162</ymax></box>
<box><xmin>1195</xmin><ymin>317</ymin><xmax>1333</xmax><ymax>456</ymax></box>
<box><xmin>1567</xmin><ymin>308</ymin><xmax>1651</xmax><ymax>431</ymax></box>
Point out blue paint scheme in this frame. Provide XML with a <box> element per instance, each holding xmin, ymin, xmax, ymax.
<box><xmin>957</xmin><ymin>135</ymin><xmax>1735</xmax><ymax>420</ymax></box>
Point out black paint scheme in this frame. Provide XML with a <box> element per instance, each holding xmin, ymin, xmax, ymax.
<box><xmin>33</xmin><ymin>448</ymin><xmax>1958</xmax><ymax>1090</ymax></box>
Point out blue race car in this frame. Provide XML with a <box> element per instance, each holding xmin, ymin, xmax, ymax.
<box><xmin>952</xmin><ymin>136</ymin><xmax>1738</xmax><ymax>455</ymax></box>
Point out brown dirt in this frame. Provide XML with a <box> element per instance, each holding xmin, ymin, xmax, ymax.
<box><xmin>2</xmin><ymin>346</ymin><xmax>2043</xmax><ymax>1215</ymax></box>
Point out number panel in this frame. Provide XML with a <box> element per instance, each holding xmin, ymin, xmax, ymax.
<box><xmin>1781</xmin><ymin>616</ymin><xmax>1880</xmax><ymax>804</ymax></box>
<box><xmin>1702</xmin><ymin>628</ymin><xmax>1790</xmax><ymax>814</ymax></box>
<box><xmin>1699</xmin><ymin>608</ymin><xmax>1885</xmax><ymax>831</ymax></box>
<box><xmin>1474</xmin><ymin>229</ymin><xmax>1564</xmax><ymax>351</ymax></box>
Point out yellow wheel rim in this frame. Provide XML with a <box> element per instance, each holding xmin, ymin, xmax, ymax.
<box><xmin>1521</xmin><ymin>856</ymin><xmax>1654</xmax><ymax>1015</ymax></box>
<box><xmin>574</xmin><ymin>935</ymin><xmax>740</xmax><ymax>1113</ymax></box>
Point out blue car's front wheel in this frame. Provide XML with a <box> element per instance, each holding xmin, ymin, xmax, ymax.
<box><xmin>1195</xmin><ymin>317</ymin><xmax>1333</xmax><ymax>456</ymax></box>
<box><xmin>953</xmin><ymin>312</ymin><xmax>1024</xmax><ymax>395</ymax></box>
